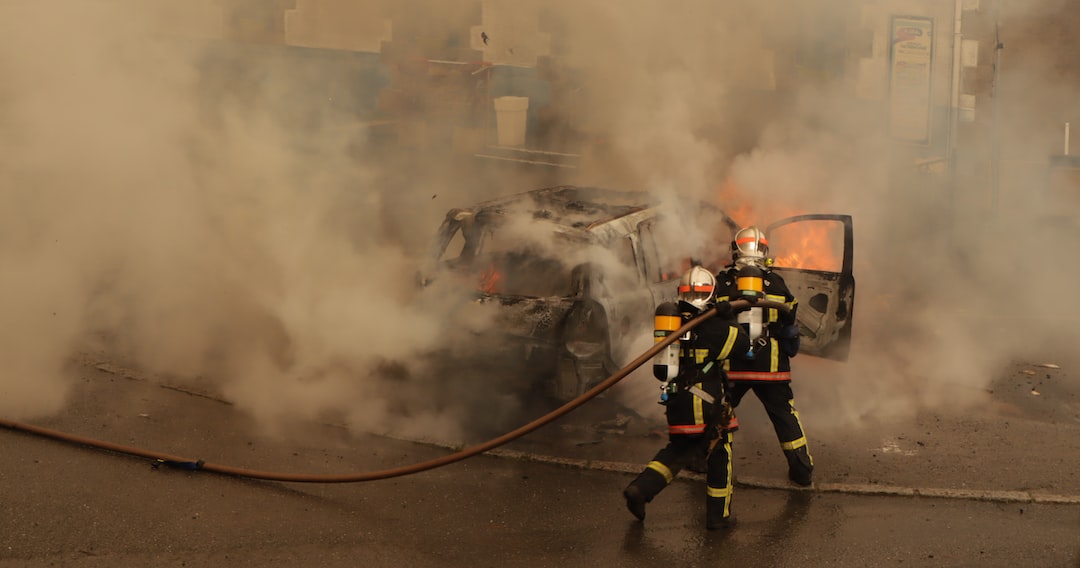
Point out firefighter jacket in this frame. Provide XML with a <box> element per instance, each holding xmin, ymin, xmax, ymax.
<box><xmin>717</xmin><ymin>267</ymin><xmax>799</xmax><ymax>382</ymax></box>
<box><xmin>661</xmin><ymin>301</ymin><xmax>750</xmax><ymax>436</ymax></box>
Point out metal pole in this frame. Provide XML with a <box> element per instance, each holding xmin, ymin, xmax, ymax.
<box><xmin>947</xmin><ymin>0</ymin><xmax>963</xmax><ymax>172</ymax></box>
<box><xmin>1066</xmin><ymin>122</ymin><xmax>1071</xmax><ymax>155</ymax></box>
<box><xmin>990</xmin><ymin>0</ymin><xmax>1004</xmax><ymax>212</ymax></box>
<box><xmin>946</xmin><ymin>0</ymin><xmax>964</xmax><ymax>253</ymax></box>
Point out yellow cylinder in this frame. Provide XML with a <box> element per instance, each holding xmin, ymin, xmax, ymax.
<box><xmin>653</xmin><ymin>302</ymin><xmax>681</xmax><ymax>380</ymax></box>
<box><xmin>736</xmin><ymin>265</ymin><xmax>765</xmax><ymax>299</ymax></box>
<box><xmin>653</xmin><ymin>315</ymin><xmax>681</xmax><ymax>342</ymax></box>
<box><xmin>736</xmin><ymin>276</ymin><xmax>763</xmax><ymax>294</ymax></box>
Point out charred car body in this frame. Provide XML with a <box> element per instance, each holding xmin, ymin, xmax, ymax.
<box><xmin>421</xmin><ymin>185</ymin><xmax>855</xmax><ymax>402</ymax></box>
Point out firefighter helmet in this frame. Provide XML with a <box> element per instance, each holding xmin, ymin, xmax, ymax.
<box><xmin>732</xmin><ymin>226</ymin><xmax>769</xmax><ymax>266</ymax></box>
<box><xmin>678</xmin><ymin>265</ymin><xmax>716</xmax><ymax>310</ymax></box>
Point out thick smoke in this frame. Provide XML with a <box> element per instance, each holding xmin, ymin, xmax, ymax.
<box><xmin>541</xmin><ymin>0</ymin><xmax>1080</xmax><ymax>427</ymax></box>
<box><xmin>1</xmin><ymin>1</ymin><xmax>1077</xmax><ymax>442</ymax></box>
<box><xmin>0</xmin><ymin>3</ymin><xmax>448</xmax><ymax>437</ymax></box>
<box><xmin>720</xmin><ymin>0</ymin><xmax>1080</xmax><ymax>429</ymax></box>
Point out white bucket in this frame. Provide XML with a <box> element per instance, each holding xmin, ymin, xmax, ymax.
<box><xmin>493</xmin><ymin>96</ymin><xmax>529</xmax><ymax>147</ymax></box>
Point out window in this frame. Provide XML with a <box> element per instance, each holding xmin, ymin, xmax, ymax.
<box><xmin>607</xmin><ymin>235</ymin><xmax>642</xmax><ymax>286</ymax></box>
<box><xmin>769</xmin><ymin>219</ymin><xmax>844</xmax><ymax>273</ymax></box>
<box><xmin>639</xmin><ymin>221</ymin><xmax>683</xmax><ymax>282</ymax></box>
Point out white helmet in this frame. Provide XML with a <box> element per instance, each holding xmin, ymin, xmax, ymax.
<box><xmin>732</xmin><ymin>226</ymin><xmax>769</xmax><ymax>267</ymax></box>
<box><xmin>678</xmin><ymin>265</ymin><xmax>716</xmax><ymax>310</ymax></box>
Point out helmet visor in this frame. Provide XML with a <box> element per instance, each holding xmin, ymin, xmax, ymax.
<box><xmin>678</xmin><ymin>283</ymin><xmax>715</xmax><ymax>307</ymax></box>
<box><xmin>735</xmin><ymin>235</ymin><xmax>768</xmax><ymax>258</ymax></box>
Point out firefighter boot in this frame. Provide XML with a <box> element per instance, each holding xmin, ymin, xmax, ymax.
<box><xmin>785</xmin><ymin>446</ymin><xmax>814</xmax><ymax>487</ymax></box>
<box><xmin>623</xmin><ymin>485</ymin><xmax>647</xmax><ymax>521</ymax></box>
<box><xmin>706</xmin><ymin>495</ymin><xmax>736</xmax><ymax>531</ymax></box>
<box><xmin>623</xmin><ymin>468</ymin><xmax>668</xmax><ymax>521</ymax></box>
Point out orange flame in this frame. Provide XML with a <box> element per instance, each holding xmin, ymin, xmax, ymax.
<box><xmin>770</xmin><ymin>223</ymin><xmax>843</xmax><ymax>272</ymax></box>
<box><xmin>478</xmin><ymin>263</ymin><xmax>502</xmax><ymax>293</ymax></box>
<box><xmin>716</xmin><ymin>177</ymin><xmax>841</xmax><ymax>272</ymax></box>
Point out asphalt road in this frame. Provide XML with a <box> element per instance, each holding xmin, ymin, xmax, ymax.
<box><xmin>1</xmin><ymin>359</ymin><xmax>1078</xmax><ymax>567</ymax></box>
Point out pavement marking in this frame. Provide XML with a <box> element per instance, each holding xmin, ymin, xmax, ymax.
<box><xmin>83</xmin><ymin>356</ymin><xmax>1080</xmax><ymax>506</ymax></box>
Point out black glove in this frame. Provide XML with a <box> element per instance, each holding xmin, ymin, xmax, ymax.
<box><xmin>776</xmin><ymin>322</ymin><xmax>800</xmax><ymax>339</ymax></box>
<box><xmin>712</xmin><ymin>300</ymin><xmax>734</xmax><ymax>321</ymax></box>
<box><xmin>777</xmin><ymin>323</ymin><xmax>801</xmax><ymax>357</ymax></box>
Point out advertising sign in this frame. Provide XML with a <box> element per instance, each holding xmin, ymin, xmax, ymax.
<box><xmin>888</xmin><ymin>16</ymin><xmax>935</xmax><ymax>144</ymax></box>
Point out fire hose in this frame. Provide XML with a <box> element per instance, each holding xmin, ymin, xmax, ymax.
<box><xmin>0</xmin><ymin>298</ymin><xmax>786</xmax><ymax>483</ymax></box>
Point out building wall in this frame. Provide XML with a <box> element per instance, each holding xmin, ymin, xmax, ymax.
<box><xmin>284</xmin><ymin>0</ymin><xmax>391</xmax><ymax>53</ymax></box>
<box><xmin>6</xmin><ymin>0</ymin><xmax>1029</xmax><ymax>207</ymax></box>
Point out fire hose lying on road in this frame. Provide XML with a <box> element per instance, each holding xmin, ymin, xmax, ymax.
<box><xmin>0</xmin><ymin>298</ymin><xmax>779</xmax><ymax>483</ymax></box>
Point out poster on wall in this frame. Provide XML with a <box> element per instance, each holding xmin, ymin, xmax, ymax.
<box><xmin>888</xmin><ymin>15</ymin><xmax>935</xmax><ymax>145</ymax></box>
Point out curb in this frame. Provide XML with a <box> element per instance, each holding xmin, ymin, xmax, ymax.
<box><xmin>85</xmin><ymin>357</ymin><xmax>1080</xmax><ymax>506</ymax></box>
<box><xmin>482</xmin><ymin>448</ymin><xmax>1080</xmax><ymax>505</ymax></box>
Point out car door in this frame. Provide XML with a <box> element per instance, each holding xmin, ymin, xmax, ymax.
<box><xmin>597</xmin><ymin>231</ymin><xmax>654</xmax><ymax>341</ymax></box>
<box><xmin>765</xmin><ymin>214</ymin><xmax>855</xmax><ymax>361</ymax></box>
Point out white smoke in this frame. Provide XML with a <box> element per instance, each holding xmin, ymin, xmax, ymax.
<box><xmin>1</xmin><ymin>0</ymin><xmax>1077</xmax><ymax>442</ymax></box>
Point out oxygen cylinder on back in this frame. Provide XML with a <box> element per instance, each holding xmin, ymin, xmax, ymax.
<box><xmin>652</xmin><ymin>302</ymin><xmax>681</xmax><ymax>381</ymax></box>
<box><xmin>735</xmin><ymin>265</ymin><xmax>765</xmax><ymax>300</ymax></box>
<box><xmin>736</xmin><ymin>265</ymin><xmax>766</xmax><ymax>345</ymax></box>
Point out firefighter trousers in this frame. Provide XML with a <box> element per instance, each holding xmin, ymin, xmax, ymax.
<box><xmin>729</xmin><ymin>381</ymin><xmax>814</xmax><ymax>485</ymax></box>
<box><xmin>625</xmin><ymin>431</ymin><xmax>735</xmax><ymax>525</ymax></box>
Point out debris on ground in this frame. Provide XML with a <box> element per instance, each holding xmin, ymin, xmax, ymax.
<box><xmin>594</xmin><ymin>414</ymin><xmax>631</xmax><ymax>434</ymax></box>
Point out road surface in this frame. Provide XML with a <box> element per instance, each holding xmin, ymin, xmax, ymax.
<box><xmin>1</xmin><ymin>358</ymin><xmax>1078</xmax><ymax>567</ymax></box>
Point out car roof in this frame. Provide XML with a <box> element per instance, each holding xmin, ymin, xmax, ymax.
<box><xmin>451</xmin><ymin>185</ymin><xmax>658</xmax><ymax>232</ymax></box>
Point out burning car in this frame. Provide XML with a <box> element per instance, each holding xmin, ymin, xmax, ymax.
<box><xmin>420</xmin><ymin>185</ymin><xmax>855</xmax><ymax>402</ymax></box>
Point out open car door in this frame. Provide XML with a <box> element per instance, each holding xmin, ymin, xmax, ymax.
<box><xmin>765</xmin><ymin>214</ymin><xmax>855</xmax><ymax>361</ymax></box>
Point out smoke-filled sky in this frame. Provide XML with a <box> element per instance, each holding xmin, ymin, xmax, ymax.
<box><xmin>2</xmin><ymin>0</ymin><xmax>1078</xmax><ymax>442</ymax></box>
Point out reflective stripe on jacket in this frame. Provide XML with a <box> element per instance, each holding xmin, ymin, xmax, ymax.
<box><xmin>726</xmin><ymin>370</ymin><xmax>792</xmax><ymax>382</ymax></box>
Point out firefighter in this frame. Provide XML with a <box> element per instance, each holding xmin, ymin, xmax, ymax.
<box><xmin>717</xmin><ymin>226</ymin><xmax>814</xmax><ymax>487</ymax></box>
<box><xmin>623</xmin><ymin>265</ymin><xmax>751</xmax><ymax>530</ymax></box>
